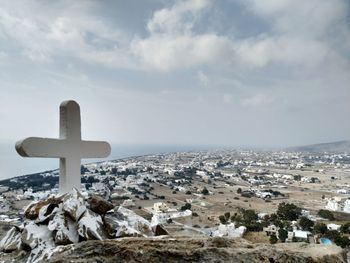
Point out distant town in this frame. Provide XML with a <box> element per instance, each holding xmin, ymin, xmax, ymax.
<box><xmin>0</xmin><ymin>148</ymin><xmax>350</xmax><ymax>248</ymax></box>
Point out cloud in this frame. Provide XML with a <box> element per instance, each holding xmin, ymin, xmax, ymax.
<box><xmin>131</xmin><ymin>34</ymin><xmax>232</xmax><ymax>71</ymax></box>
<box><xmin>235</xmin><ymin>36</ymin><xmax>329</xmax><ymax>68</ymax></box>
<box><xmin>240</xmin><ymin>94</ymin><xmax>274</xmax><ymax>107</ymax></box>
<box><xmin>0</xmin><ymin>0</ymin><xmax>348</xmax><ymax>73</ymax></box>
<box><xmin>223</xmin><ymin>94</ymin><xmax>233</xmax><ymax>104</ymax></box>
<box><xmin>238</xmin><ymin>0</ymin><xmax>350</xmax><ymax>68</ymax></box>
<box><xmin>147</xmin><ymin>0</ymin><xmax>210</xmax><ymax>34</ymax></box>
<box><xmin>197</xmin><ymin>71</ymin><xmax>209</xmax><ymax>86</ymax></box>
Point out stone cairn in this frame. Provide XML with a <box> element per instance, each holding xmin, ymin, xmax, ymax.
<box><xmin>0</xmin><ymin>189</ymin><xmax>167</xmax><ymax>263</ymax></box>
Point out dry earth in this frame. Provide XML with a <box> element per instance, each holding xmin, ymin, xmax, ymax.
<box><xmin>0</xmin><ymin>236</ymin><xmax>347</xmax><ymax>263</ymax></box>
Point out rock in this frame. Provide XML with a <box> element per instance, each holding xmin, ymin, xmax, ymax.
<box><xmin>103</xmin><ymin>214</ymin><xmax>121</xmax><ymax>238</ymax></box>
<box><xmin>62</xmin><ymin>189</ymin><xmax>86</xmax><ymax>221</ymax></box>
<box><xmin>117</xmin><ymin>206</ymin><xmax>153</xmax><ymax>236</ymax></box>
<box><xmin>89</xmin><ymin>195</ymin><xmax>114</xmax><ymax>215</ymax></box>
<box><xmin>48</xmin><ymin>208</ymin><xmax>79</xmax><ymax>245</ymax></box>
<box><xmin>24</xmin><ymin>196</ymin><xmax>63</xmax><ymax>220</ymax></box>
<box><xmin>0</xmin><ymin>226</ymin><xmax>22</xmax><ymax>252</ymax></box>
<box><xmin>115</xmin><ymin>224</ymin><xmax>140</xmax><ymax>238</ymax></box>
<box><xmin>78</xmin><ymin>209</ymin><xmax>106</xmax><ymax>240</ymax></box>
<box><xmin>36</xmin><ymin>203</ymin><xmax>59</xmax><ymax>224</ymax></box>
<box><xmin>153</xmin><ymin>224</ymin><xmax>168</xmax><ymax>236</ymax></box>
<box><xmin>21</xmin><ymin>222</ymin><xmax>54</xmax><ymax>250</ymax></box>
<box><xmin>45</xmin><ymin>237</ymin><xmax>347</xmax><ymax>263</ymax></box>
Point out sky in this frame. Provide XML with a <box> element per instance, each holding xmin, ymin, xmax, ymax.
<box><xmin>0</xmin><ymin>0</ymin><xmax>349</xmax><ymax>150</ymax></box>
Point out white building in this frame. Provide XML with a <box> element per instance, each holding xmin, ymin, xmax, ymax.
<box><xmin>325</xmin><ymin>197</ymin><xmax>343</xmax><ymax>212</ymax></box>
<box><xmin>153</xmin><ymin>202</ymin><xmax>169</xmax><ymax>213</ymax></box>
<box><xmin>327</xmin><ymin>223</ymin><xmax>341</xmax><ymax>231</ymax></box>
<box><xmin>343</xmin><ymin>199</ymin><xmax>350</xmax><ymax>213</ymax></box>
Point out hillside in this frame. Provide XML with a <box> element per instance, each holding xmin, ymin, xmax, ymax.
<box><xmin>288</xmin><ymin>140</ymin><xmax>350</xmax><ymax>153</ymax></box>
<box><xmin>0</xmin><ymin>237</ymin><xmax>347</xmax><ymax>263</ymax></box>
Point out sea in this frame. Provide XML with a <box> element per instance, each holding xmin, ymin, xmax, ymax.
<box><xmin>0</xmin><ymin>142</ymin><xmax>211</xmax><ymax>180</ymax></box>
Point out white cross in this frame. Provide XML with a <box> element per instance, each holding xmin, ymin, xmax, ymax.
<box><xmin>15</xmin><ymin>100</ymin><xmax>111</xmax><ymax>193</ymax></box>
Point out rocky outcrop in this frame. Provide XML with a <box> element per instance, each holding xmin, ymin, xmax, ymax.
<box><xmin>0</xmin><ymin>237</ymin><xmax>344</xmax><ymax>263</ymax></box>
<box><xmin>78</xmin><ymin>209</ymin><xmax>105</xmax><ymax>240</ymax></box>
<box><xmin>88</xmin><ymin>196</ymin><xmax>113</xmax><ymax>215</ymax></box>
<box><xmin>0</xmin><ymin>226</ymin><xmax>22</xmax><ymax>252</ymax></box>
<box><xmin>0</xmin><ymin>189</ymin><xmax>168</xmax><ymax>263</ymax></box>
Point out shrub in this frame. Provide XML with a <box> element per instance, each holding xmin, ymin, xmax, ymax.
<box><xmin>219</xmin><ymin>215</ymin><xmax>227</xmax><ymax>224</ymax></box>
<box><xmin>270</xmin><ymin>234</ymin><xmax>278</xmax><ymax>244</ymax></box>
<box><xmin>201</xmin><ymin>187</ymin><xmax>209</xmax><ymax>195</ymax></box>
<box><xmin>278</xmin><ymin>228</ymin><xmax>288</xmax><ymax>242</ymax></box>
<box><xmin>180</xmin><ymin>203</ymin><xmax>191</xmax><ymax>211</ymax></box>
<box><xmin>340</xmin><ymin>223</ymin><xmax>350</xmax><ymax>234</ymax></box>
<box><xmin>335</xmin><ymin>236</ymin><xmax>350</xmax><ymax>248</ymax></box>
<box><xmin>318</xmin><ymin>209</ymin><xmax>335</xmax><ymax>220</ymax></box>
<box><xmin>277</xmin><ymin>203</ymin><xmax>302</xmax><ymax>221</ymax></box>
<box><xmin>299</xmin><ymin>217</ymin><xmax>314</xmax><ymax>231</ymax></box>
<box><xmin>313</xmin><ymin>223</ymin><xmax>327</xmax><ymax>235</ymax></box>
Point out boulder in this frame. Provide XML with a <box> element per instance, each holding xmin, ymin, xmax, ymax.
<box><xmin>62</xmin><ymin>189</ymin><xmax>86</xmax><ymax>221</ymax></box>
<box><xmin>78</xmin><ymin>209</ymin><xmax>106</xmax><ymax>240</ymax></box>
<box><xmin>21</xmin><ymin>222</ymin><xmax>54</xmax><ymax>250</ymax></box>
<box><xmin>103</xmin><ymin>214</ymin><xmax>121</xmax><ymax>238</ymax></box>
<box><xmin>0</xmin><ymin>226</ymin><xmax>22</xmax><ymax>252</ymax></box>
<box><xmin>117</xmin><ymin>207</ymin><xmax>153</xmax><ymax>236</ymax></box>
<box><xmin>89</xmin><ymin>195</ymin><xmax>114</xmax><ymax>215</ymax></box>
<box><xmin>24</xmin><ymin>196</ymin><xmax>63</xmax><ymax>220</ymax></box>
<box><xmin>153</xmin><ymin>224</ymin><xmax>169</xmax><ymax>236</ymax></box>
<box><xmin>36</xmin><ymin>203</ymin><xmax>59</xmax><ymax>224</ymax></box>
<box><xmin>115</xmin><ymin>224</ymin><xmax>140</xmax><ymax>238</ymax></box>
<box><xmin>48</xmin><ymin>209</ymin><xmax>79</xmax><ymax>245</ymax></box>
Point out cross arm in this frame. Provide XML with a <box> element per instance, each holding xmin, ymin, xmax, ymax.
<box><xmin>16</xmin><ymin>137</ymin><xmax>67</xmax><ymax>158</ymax></box>
<box><xmin>80</xmin><ymin>140</ymin><xmax>111</xmax><ymax>159</ymax></box>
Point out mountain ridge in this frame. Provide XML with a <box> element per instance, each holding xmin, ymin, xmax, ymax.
<box><xmin>287</xmin><ymin>140</ymin><xmax>350</xmax><ymax>153</ymax></box>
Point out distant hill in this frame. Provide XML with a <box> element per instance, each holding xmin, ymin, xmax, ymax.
<box><xmin>288</xmin><ymin>140</ymin><xmax>350</xmax><ymax>153</ymax></box>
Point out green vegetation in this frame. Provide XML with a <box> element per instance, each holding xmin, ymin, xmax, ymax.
<box><xmin>278</xmin><ymin>228</ymin><xmax>288</xmax><ymax>242</ymax></box>
<box><xmin>201</xmin><ymin>187</ymin><xmax>209</xmax><ymax>195</ymax></box>
<box><xmin>317</xmin><ymin>209</ymin><xmax>335</xmax><ymax>220</ymax></box>
<box><xmin>313</xmin><ymin>223</ymin><xmax>327</xmax><ymax>234</ymax></box>
<box><xmin>299</xmin><ymin>217</ymin><xmax>314</xmax><ymax>231</ymax></box>
<box><xmin>277</xmin><ymin>202</ymin><xmax>302</xmax><ymax>221</ymax></box>
<box><xmin>180</xmin><ymin>203</ymin><xmax>191</xmax><ymax>211</ymax></box>
<box><xmin>269</xmin><ymin>234</ymin><xmax>278</xmax><ymax>244</ymax></box>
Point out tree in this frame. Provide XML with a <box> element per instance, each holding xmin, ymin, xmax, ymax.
<box><xmin>224</xmin><ymin>212</ymin><xmax>231</xmax><ymax>221</ymax></box>
<box><xmin>201</xmin><ymin>187</ymin><xmax>209</xmax><ymax>195</ymax></box>
<box><xmin>242</xmin><ymin>209</ymin><xmax>258</xmax><ymax>223</ymax></box>
<box><xmin>317</xmin><ymin>209</ymin><xmax>335</xmax><ymax>220</ymax></box>
<box><xmin>299</xmin><ymin>217</ymin><xmax>314</xmax><ymax>231</ymax></box>
<box><xmin>269</xmin><ymin>234</ymin><xmax>278</xmax><ymax>244</ymax></box>
<box><xmin>241</xmin><ymin>209</ymin><xmax>262</xmax><ymax>232</ymax></box>
<box><xmin>340</xmin><ymin>223</ymin><xmax>350</xmax><ymax>234</ymax></box>
<box><xmin>335</xmin><ymin>236</ymin><xmax>350</xmax><ymax>248</ymax></box>
<box><xmin>325</xmin><ymin>230</ymin><xmax>340</xmax><ymax>241</ymax></box>
<box><xmin>180</xmin><ymin>203</ymin><xmax>191</xmax><ymax>211</ymax></box>
<box><xmin>277</xmin><ymin>203</ymin><xmax>302</xmax><ymax>221</ymax></box>
<box><xmin>219</xmin><ymin>215</ymin><xmax>227</xmax><ymax>224</ymax></box>
<box><xmin>313</xmin><ymin>223</ymin><xmax>327</xmax><ymax>235</ymax></box>
<box><xmin>80</xmin><ymin>165</ymin><xmax>88</xmax><ymax>175</ymax></box>
<box><xmin>278</xmin><ymin>228</ymin><xmax>288</xmax><ymax>243</ymax></box>
<box><xmin>237</xmin><ymin>188</ymin><xmax>242</xmax><ymax>194</ymax></box>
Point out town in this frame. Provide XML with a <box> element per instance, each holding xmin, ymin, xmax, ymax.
<box><xmin>0</xmin><ymin>149</ymin><xmax>349</xmax><ymax>249</ymax></box>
